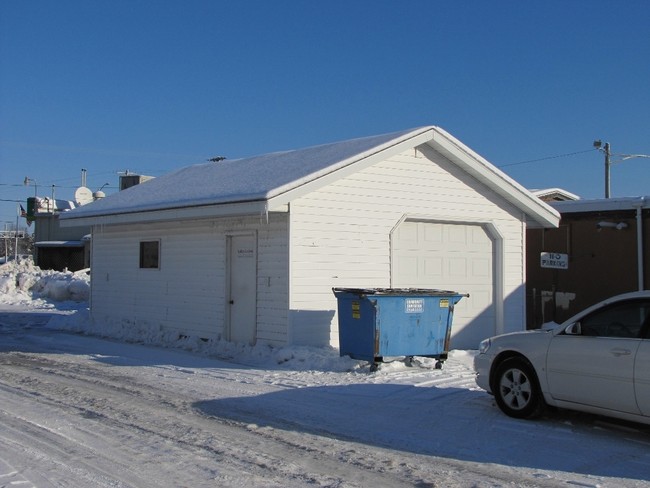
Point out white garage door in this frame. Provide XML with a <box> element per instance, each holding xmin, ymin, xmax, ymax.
<box><xmin>392</xmin><ymin>220</ymin><xmax>495</xmax><ymax>349</ymax></box>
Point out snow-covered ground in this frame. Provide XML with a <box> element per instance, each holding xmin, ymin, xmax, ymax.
<box><xmin>1</xmin><ymin>260</ymin><xmax>650</xmax><ymax>487</ymax></box>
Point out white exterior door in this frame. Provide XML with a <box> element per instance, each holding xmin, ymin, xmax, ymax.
<box><xmin>392</xmin><ymin>220</ymin><xmax>495</xmax><ymax>349</ymax></box>
<box><xmin>227</xmin><ymin>234</ymin><xmax>257</xmax><ymax>345</ymax></box>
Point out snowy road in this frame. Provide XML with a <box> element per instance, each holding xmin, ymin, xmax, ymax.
<box><xmin>2</xmin><ymin>309</ymin><xmax>650</xmax><ymax>487</ymax></box>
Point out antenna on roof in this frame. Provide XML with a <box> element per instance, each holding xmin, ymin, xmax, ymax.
<box><xmin>208</xmin><ymin>156</ymin><xmax>227</xmax><ymax>162</ymax></box>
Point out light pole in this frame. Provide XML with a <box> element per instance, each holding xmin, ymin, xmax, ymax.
<box><xmin>594</xmin><ymin>140</ymin><xmax>650</xmax><ymax>198</ymax></box>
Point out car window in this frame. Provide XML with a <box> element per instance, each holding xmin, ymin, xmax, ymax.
<box><xmin>579</xmin><ymin>300</ymin><xmax>650</xmax><ymax>338</ymax></box>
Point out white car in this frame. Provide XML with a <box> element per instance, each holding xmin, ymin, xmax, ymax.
<box><xmin>474</xmin><ymin>291</ymin><xmax>650</xmax><ymax>424</ymax></box>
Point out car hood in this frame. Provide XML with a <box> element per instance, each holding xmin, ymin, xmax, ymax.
<box><xmin>491</xmin><ymin>328</ymin><xmax>554</xmax><ymax>341</ymax></box>
<box><xmin>485</xmin><ymin>328</ymin><xmax>556</xmax><ymax>354</ymax></box>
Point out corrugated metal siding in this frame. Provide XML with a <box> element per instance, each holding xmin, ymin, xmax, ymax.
<box><xmin>90</xmin><ymin>214</ymin><xmax>289</xmax><ymax>345</ymax></box>
<box><xmin>289</xmin><ymin>147</ymin><xmax>526</xmax><ymax>347</ymax></box>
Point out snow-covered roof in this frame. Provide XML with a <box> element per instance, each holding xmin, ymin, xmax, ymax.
<box><xmin>60</xmin><ymin>126</ymin><xmax>559</xmax><ymax>228</ymax></box>
<box><xmin>531</xmin><ymin>188</ymin><xmax>580</xmax><ymax>201</ymax></box>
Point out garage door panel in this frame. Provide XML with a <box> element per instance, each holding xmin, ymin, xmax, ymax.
<box><xmin>472</xmin><ymin>258</ymin><xmax>491</xmax><ymax>278</ymax></box>
<box><xmin>424</xmin><ymin>224</ymin><xmax>443</xmax><ymax>243</ymax></box>
<box><xmin>396</xmin><ymin>256</ymin><xmax>418</xmax><ymax>277</ymax></box>
<box><xmin>464</xmin><ymin>289</ymin><xmax>492</xmax><ymax>311</ymax></box>
<box><xmin>472</xmin><ymin>226</ymin><xmax>492</xmax><ymax>245</ymax></box>
<box><xmin>448</xmin><ymin>225</ymin><xmax>468</xmax><ymax>244</ymax></box>
<box><xmin>448</xmin><ymin>257</ymin><xmax>467</xmax><ymax>278</ymax></box>
<box><xmin>423</xmin><ymin>257</ymin><xmax>443</xmax><ymax>279</ymax></box>
<box><xmin>396</xmin><ymin>221</ymin><xmax>418</xmax><ymax>243</ymax></box>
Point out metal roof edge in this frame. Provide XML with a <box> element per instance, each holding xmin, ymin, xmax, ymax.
<box><xmin>59</xmin><ymin>200</ymin><xmax>269</xmax><ymax>227</ymax></box>
<box><xmin>551</xmin><ymin>196</ymin><xmax>650</xmax><ymax>213</ymax></box>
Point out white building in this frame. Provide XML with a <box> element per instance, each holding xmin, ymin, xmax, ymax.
<box><xmin>61</xmin><ymin>126</ymin><xmax>559</xmax><ymax>349</ymax></box>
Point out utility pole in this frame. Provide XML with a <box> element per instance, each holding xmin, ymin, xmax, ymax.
<box><xmin>594</xmin><ymin>140</ymin><xmax>612</xmax><ymax>198</ymax></box>
<box><xmin>595</xmin><ymin>140</ymin><xmax>650</xmax><ymax>198</ymax></box>
<box><xmin>604</xmin><ymin>142</ymin><xmax>611</xmax><ymax>199</ymax></box>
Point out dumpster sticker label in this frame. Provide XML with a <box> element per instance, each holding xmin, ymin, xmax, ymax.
<box><xmin>405</xmin><ymin>298</ymin><xmax>424</xmax><ymax>313</ymax></box>
<box><xmin>351</xmin><ymin>301</ymin><xmax>361</xmax><ymax>319</ymax></box>
<box><xmin>440</xmin><ymin>299</ymin><xmax>450</xmax><ymax>308</ymax></box>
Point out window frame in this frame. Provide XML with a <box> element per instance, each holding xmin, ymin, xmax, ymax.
<box><xmin>139</xmin><ymin>240</ymin><xmax>161</xmax><ymax>269</ymax></box>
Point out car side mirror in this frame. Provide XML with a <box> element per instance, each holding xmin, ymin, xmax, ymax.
<box><xmin>564</xmin><ymin>322</ymin><xmax>582</xmax><ymax>335</ymax></box>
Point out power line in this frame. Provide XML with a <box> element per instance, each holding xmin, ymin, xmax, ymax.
<box><xmin>497</xmin><ymin>148</ymin><xmax>598</xmax><ymax>168</ymax></box>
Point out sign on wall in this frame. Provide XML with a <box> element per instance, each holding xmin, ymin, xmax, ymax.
<box><xmin>540</xmin><ymin>252</ymin><xmax>569</xmax><ymax>270</ymax></box>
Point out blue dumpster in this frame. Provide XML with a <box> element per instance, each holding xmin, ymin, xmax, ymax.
<box><xmin>332</xmin><ymin>288</ymin><xmax>468</xmax><ymax>369</ymax></box>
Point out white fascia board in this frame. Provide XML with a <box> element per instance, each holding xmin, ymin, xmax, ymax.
<box><xmin>59</xmin><ymin>200</ymin><xmax>269</xmax><ymax>227</ymax></box>
<box><xmin>267</xmin><ymin>128</ymin><xmax>436</xmax><ymax>210</ymax></box>
<box><xmin>531</xmin><ymin>188</ymin><xmax>580</xmax><ymax>201</ymax></box>
<box><xmin>430</xmin><ymin>128</ymin><xmax>560</xmax><ymax>228</ymax></box>
<box><xmin>552</xmin><ymin>196</ymin><xmax>650</xmax><ymax>214</ymax></box>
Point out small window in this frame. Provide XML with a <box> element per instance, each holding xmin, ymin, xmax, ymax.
<box><xmin>139</xmin><ymin>241</ymin><xmax>160</xmax><ymax>269</ymax></box>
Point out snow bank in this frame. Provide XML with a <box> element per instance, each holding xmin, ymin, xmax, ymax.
<box><xmin>1</xmin><ymin>259</ymin><xmax>365</xmax><ymax>372</ymax></box>
<box><xmin>0</xmin><ymin>259</ymin><xmax>90</xmax><ymax>304</ymax></box>
<box><xmin>50</xmin><ymin>311</ymin><xmax>365</xmax><ymax>372</ymax></box>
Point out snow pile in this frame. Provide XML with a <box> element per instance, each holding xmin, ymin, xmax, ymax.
<box><xmin>1</xmin><ymin>260</ymin><xmax>363</xmax><ymax>372</ymax></box>
<box><xmin>50</xmin><ymin>311</ymin><xmax>365</xmax><ymax>372</ymax></box>
<box><xmin>0</xmin><ymin>259</ymin><xmax>90</xmax><ymax>304</ymax></box>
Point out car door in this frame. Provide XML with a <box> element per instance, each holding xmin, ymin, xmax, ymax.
<box><xmin>546</xmin><ymin>299</ymin><xmax>649</xmax><ymax>415</ymax></box>
<box><xmin>633</xmin><ymin>317</ymin><xmax>650</xmax><ymax>416</ymax></box>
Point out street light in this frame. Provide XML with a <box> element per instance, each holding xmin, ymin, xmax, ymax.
<box><xmin>594</xmin><ymin>141</ymin><xmax>650</xmax><ymax>198</ymax></box>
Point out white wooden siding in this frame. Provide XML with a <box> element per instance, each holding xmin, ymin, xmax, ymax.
<box><xmin>89</xmin><ymin>145</ymin><xmax>530</xmax><ymax>349</ymax></box>
<box><xmin>289</xmin><ymin>146</ymin><xmax>526</xmax><ymax>347</ymax></box>
<box><xmin>90</xmin><ymin>214</ymin><xmax>289</xmax><ymax>346</ymax></box>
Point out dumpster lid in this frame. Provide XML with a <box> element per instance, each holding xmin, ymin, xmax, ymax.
<box><xmin>333</xmin><ymin>287</ymin><xmax>469</xmax><ymax>297</ymax></box>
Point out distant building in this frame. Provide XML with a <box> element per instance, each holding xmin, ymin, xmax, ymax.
<box><xmin>29</xmin><ymin>197</ymin><xmax>91</xmax><ymax>271</ymax></box>
<box><xmin>119</xmin><ymin>173</ymin><xmax>155</xmax><ymax>190</ymax></box>
<box><xmin>31</xmin><ymin>173</ymin><xmax>153</xmax><ymax>271</ymax></box>
<box><xmin>531</xmin><ymin>188</ymin><xmax>580</xmax><ymax>202</ymax></box>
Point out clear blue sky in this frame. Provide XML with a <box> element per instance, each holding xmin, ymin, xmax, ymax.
<box><xmin>2</xmin><ymin>1</ymin><xmax>649</xmax><ymax>229</ymax></box>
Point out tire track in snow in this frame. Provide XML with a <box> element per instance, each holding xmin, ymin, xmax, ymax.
<box><xmin>0</xmin><ymin>349</ymin><xmax>476</xmax><ymax>487</ymax></box>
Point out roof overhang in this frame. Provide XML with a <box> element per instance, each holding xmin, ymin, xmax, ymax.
<box><xmin>35</xmin><ymin>240</ymin><xmax>85</xmax><ymax>247</ymax></box>
<box><xmin>551</xmin><ymin>196</ymin><xmax>650</xmax><ymax>214</ymax></box>
<box><xmin>59</xmin><ymin>200</ymin><xmax>284</xmax><ymax>227</ymax></box>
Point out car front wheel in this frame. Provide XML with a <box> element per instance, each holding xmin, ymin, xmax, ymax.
<box><xmin>493</xmin><ymin>357</ymin><xmax>544</xmax><ymax>419</ymax></box>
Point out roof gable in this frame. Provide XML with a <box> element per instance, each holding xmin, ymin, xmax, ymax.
<box><xmin>60</xmin><ymin>126</ymin><xmax>559</xmax><ymax>228</ymax></box>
